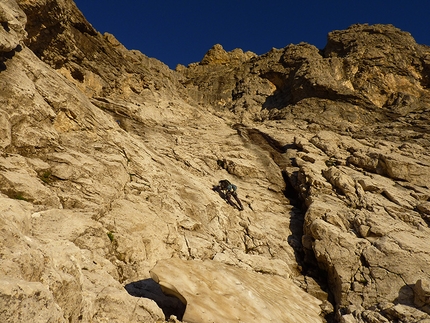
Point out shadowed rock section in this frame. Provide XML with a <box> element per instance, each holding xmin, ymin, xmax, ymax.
<box><xmin>125</xmin><ymin>279</ymin><xmax>186</xmax><ymax>320</ymax></box>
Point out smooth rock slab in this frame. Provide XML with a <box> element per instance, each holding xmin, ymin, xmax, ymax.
<box><xmin>150</xmin><ymin>257</ymin><xmax>323</xmax><ymax>323</ymax></box>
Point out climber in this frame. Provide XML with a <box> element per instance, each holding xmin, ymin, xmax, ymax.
<box><xmin>213</xmin><ymin>179</ymin><xmax>244</xmax><ymax>211</ymax></box>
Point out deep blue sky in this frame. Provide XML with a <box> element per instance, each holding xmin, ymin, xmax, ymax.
<box><xmin>74</xmin><ymin>0</ymin><xmax>429</xmax><ymax>69</ymax></box>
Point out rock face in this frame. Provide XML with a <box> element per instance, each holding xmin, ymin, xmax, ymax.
<box><xmin>0</xmin><ymin>0</ymin><xmax>429</xmax><ymax>322</ymax></box>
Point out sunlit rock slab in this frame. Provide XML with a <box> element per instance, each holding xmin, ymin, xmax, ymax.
<box><xmin>150</xmin><ymin>257</ymin><xmax>323</xmax><ymax>323</ymax></box>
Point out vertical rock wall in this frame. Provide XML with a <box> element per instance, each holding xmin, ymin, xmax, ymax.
<box><xmin>1</xmin><ymin>1</ymin><xmax>430</xmax><ymax>322</ymax></box>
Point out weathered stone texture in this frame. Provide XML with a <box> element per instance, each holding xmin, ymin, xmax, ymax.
<box><xmin>1</xmin><ymin>0</ymin><xmax>430</xmax><ymax>322</ymax></box>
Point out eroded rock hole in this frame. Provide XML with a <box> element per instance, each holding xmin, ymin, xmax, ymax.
<box><xmin>71</xmin><ymin>68</ymin><xmax>84</xmax><ymax>82</ymax></box>
<box><xmin>0</xmin><ymin>44</ymin><xmax>22</xmax><ymax>72</ymax></box>
<box><xmin>124</xmin><ymin>278</ymin><xmax>186</xmax><ymax>320</ymax></box>
<box><xmin>1</xmin><ymin>22</ymin><xmax>10</xmax><ymax>32</ymax></box>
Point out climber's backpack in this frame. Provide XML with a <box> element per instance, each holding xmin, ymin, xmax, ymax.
<box><xmin>219</xmin><ymin>179</ymin><xmax>236</xmax><ymax>192</ymax></box>
<box><xmin>219</xmin><ymin>179</ymin><xmax>231</xmax><ymax>190</ymax></box>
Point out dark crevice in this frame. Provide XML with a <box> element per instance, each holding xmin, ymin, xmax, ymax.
<box><xmin>0</xmin><ymin>44</ymin><xmax>22</xmax><ymax>72</ymax></box>
<box><xmin>1</xmin><ymin>21</ymin><xmax>10</xmax><ymax>32</ymax></box>
<box><xmin>124</xmin><ymin>278</ymin><xmax>186</xmax><ymax>320</ymax></box>
<box><xmin>284</xmin><ymin>169</ymin><xmax>336</xmax><ymax>322</ymax></box>
<box><xmin>282</xmin><ymin>170</ymin><xmax>301</xmax><ymax>207</ymax></box>
<box><xmin>71</xmin><ymin>68</ymin><xmax>84</xmax><ymax>82</ymax></box>
<box><xmin>234</xmin><ymin>125</ymin><xmax>335</xmax><ymax>321</ymax></box>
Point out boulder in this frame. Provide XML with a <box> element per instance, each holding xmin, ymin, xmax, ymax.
<box><xmin>150</xmin><ymin>258</ymin><xmax>323</xmax><ymax>323</ymax></box>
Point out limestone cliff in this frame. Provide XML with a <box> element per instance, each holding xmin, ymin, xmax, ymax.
<box><xmin>1</xmin><ymin>0</ymin><xmax>430</xmax><ymax>322</ymax></box>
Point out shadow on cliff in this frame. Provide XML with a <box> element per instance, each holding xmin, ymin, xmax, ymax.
<box><xmin>283</xmin><ymin>168</ymin><xmax>335</xmax><ymax>322</ymax></box>
<box><xmin>0</xmin><ymin>45</ymin><xmax>22</xmax><ymax>72</ymax></box>
<box><xmin>124</xmin><ymin>278</ymin><xmax>186</xmax><ymax>320</ymax></box>
<box><xmin>394</xmin><ymin>284</ymin><xmax>415</xmax><ymax>306</ymax></box>
<box><xmin>232</xmin><ymin>125</ymin><xmax>336</xmax><ymax>320</ymax></box>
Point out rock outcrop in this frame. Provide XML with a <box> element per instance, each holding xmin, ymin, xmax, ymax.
<box><xmin>1</xmin><ymin>0</ymin><xmax>430</xmax><ymax>322</ymax></box>
<box><xmin>150</xmin><ymin>258</ymin><xmax>322</xmax><ymax>323</ymax></box>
